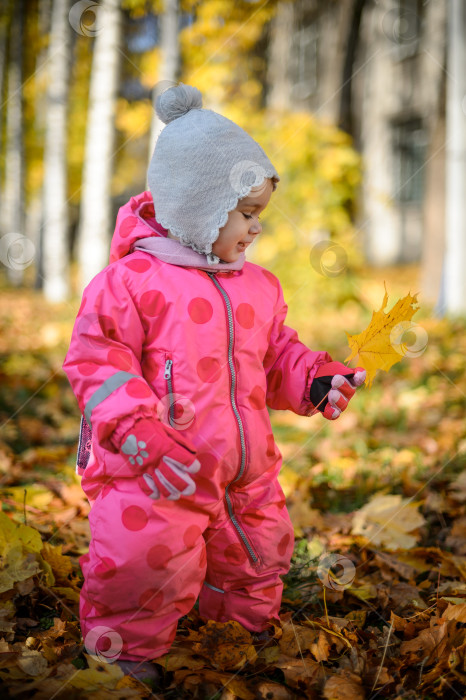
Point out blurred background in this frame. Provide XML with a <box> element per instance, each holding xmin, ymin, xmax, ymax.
<box><xmin>0</xmin><ymin>0</ymin><xmax>465</xmax><ymax>316</ymax></box>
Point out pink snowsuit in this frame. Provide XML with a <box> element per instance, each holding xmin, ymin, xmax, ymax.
<box><xmin>63</xmin><ymin>191</ymin><xmax>331</xmax><ymax>661</ymax></box>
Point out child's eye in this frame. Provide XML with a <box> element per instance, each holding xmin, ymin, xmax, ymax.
<box><xmin>242</xmin><ymin>213</ymin><xmax>253</xmax><ymax>220</ymax></box>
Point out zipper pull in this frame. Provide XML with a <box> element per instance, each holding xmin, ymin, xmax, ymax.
<box><xmin>164</xmin><ymin>358</ymin><xmax>172</xmax><ymax>379</ymax></box>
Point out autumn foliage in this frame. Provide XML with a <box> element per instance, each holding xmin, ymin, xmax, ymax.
<box><xmin>0</xmin><ymin>272</ymin><xmax>466</xmax><ymax>698</ymax></box>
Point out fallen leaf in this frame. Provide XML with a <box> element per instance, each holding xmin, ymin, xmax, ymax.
<box><xmin>155</xmin><ymin>646</ymin><xmax>206</xmax><ymax>671</ymax></box>
<box><xmin>192</xmin><ymin>620</ymin><xmax>257</xmax><ymax>671</ymax></box>
<box><xmin>41</xmin><ymin>542</ymin><xmax>73</xmax><ymax>584</ymax></box>
<box><xmin>322</xmin><ymin>670</ymin><xmax>365</xmax><ymax>700</ymax></box>
<box><xmin>68</xmin><ymin>653</ymin><xmax>124</xmax><ymax>690</ymax></box>
<box><xmin>351</xmin><ymin>494</ymin><xmax>426</xmax><ymax>550</ymax></box>
<box><xmin>275</xmin><ymin>654</ymin><xmax>324</xmax><ymax>688</ymax></box>
<box><xmin>255</xmin><ymin>680</ymin><xmax>296</xmax><ymax>699</ymax></box>
<box><xmin>16</xmin><ymin>649</ymin><xmax>48</xmax><ymax>676</ymax></box>
<box><xmin>279</xmin><ymin>620</ymin><xmax>318</xmax><ymax>657</ymax></box>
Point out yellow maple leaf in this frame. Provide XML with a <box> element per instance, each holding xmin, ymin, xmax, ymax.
<box><xmin>345</xmin><ymin>285</ymin><xmax>421</xmax><ymax>387</ymax></box>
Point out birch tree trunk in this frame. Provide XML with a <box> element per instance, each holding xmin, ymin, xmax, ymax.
<box><xmin>0</xmin><ymin>4</ymin><xmax>8</xmax><ymax>217</ymax></box>
<box><xmin>77</xmin><ymin>0</ymin><xmax>122</xmax><ymax>289</ymax></box>
<box><xmin>442</xmin><ymin>0</ymin><xmax>466</xmax><ymax>315</ymax></box>
<box><xmin>147</xmin><ymin>0</ymin><xmax>180</xmax><ymax>167</ymax></box>
<box><xmin>265</xmin><ymin>1</ymin><xmax>294</xmax><ymax>112</ymax></box>
<box><xmin>32</xmin><ymin>0</ymin><xmax>52</xmax><ymax>290</ymax></box>
<box><xmin>2</xmin><ymin>0</ymin><xmax>27</xmax><ymax>285</ymax></box>
<box><xmin>42</xmin><ymin>0</ymin><xmax>71</xmax><ymax>302</ymax></box>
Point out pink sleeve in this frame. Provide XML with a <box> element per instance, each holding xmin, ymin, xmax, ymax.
<box><xmin>264</xmin><ymin>282</ymin><xmax>331</xmax><ymax>416</ymax></box>
<box><xmin>62</xmin><ymin>264</ymin><xmax>158</xmax><ymax>451</ymax></box>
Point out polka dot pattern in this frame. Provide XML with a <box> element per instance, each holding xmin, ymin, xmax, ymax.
<box><xmin>107</xmin><ymin>349</ymin><xmax>133</xmax><ymax>371</ymax></box>
<box><xmin>278</xmin><ymin>533</ymin><xmax>291</xmax><ymax>557</ymax></box>
<box><xmin>77</xmin><ymin>362</ymin><xmax>100</xmax><ymax>376</ymax></box>
<box><xmin>74</xmin><ymin>241</ymin><xmax>302</xmax><ymax>650</ymax></box>
<box><xmin>235</xmin><ymin>303</ymin><xmax>255</xmax><ymax>329</ymax></box>
<box><xmin>147</xmin><ymin>544</ymin><xmax>173</xmax><ymax>570</ymax></box>
<box><xmin>266</xmin><ymin>434</ymin><xmax>276</xmax><ymax>457</ymax></box>
<box><xmin>121</xmin><ymin>505</ymin><xmax>148</xmax><ymax>531</ymax></box>
<box><xmin>125</xmin><ymin>379</ymin><xmax>152</xmax><ymax>398</ymax></box>
<box><xmin>242</xmin><ymin>509</ymin><xmax>266</xmax><ymax>528</ymax></box>
<box><xmin>139</xmin><ymin>588</ymin><xmax>164</xmax><ymax>612</ymax></box>
<box><xmin>119</xmin><ymin>216</ymin><xmax>139</xmax><ymax>238</ymax></box>
<box><xmin>197</xmin><ymin>357</ymin><xmax>221</xmax><ymax>383</ymax></box>
<box><xmin>248</xmin><ymin>385</ymin><xmax>266</xmax><ymax>410</ymax></box>
<box><xmin>188</xmin><ymin>298</ymin><xmax>213</xmax><ymax>324</ymax></box>
<box><xmin>174</xmin><ymin>593</ymin><xmax>197</xmax><ymax>613</ymax></box>
<box><xmin>224</xmin><ymin>543</ymin><xmax>248</xmax><ymax>565</ymax></box>
<box><xmin>183</xmin><ymin>524</ymin><xmax>202</xmax><ymax>548</ymax></box>
<box><xmin>262</xmin><ymin>269</ymin><xmax>280</xmax><ymax>288</ymax></box>
<box><xmin>267</xmin><ymin>369</ymin><xmax>283</xmax><ymax>394</ymax></box>
<box><xmin>125</xmin><ymin>258</ymin><xmax>151</xmax><ymax>273</ymax></box>
<box><xmin>139</xmin><ymin>290</ymin><xmax>165</xmax><ymax>317</ymax></box>
<box><xmin>94</xmin><ymin>557</ymin><xmax>117</xmax><ymax>580</ymax></box>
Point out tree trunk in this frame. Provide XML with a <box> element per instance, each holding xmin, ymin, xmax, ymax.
<box><xmin>420</xmin><ymin>114</ymin><xmax>445</xmax><ymax>308</ymax></box>
<box><xmin>2</xmin><ymin>0</ymin><xmax>27</xmax><ymax>285</ymax></box>
<box><xmin>441</xmin><ymin>0</ymin><xmax>466</xmax><ymax>315</ymax></box>
<box><xmin>147</xmin><ymin>0</ymin><xmax>180</xmax><ymax>167</ymax></box>
<box><xmin>338</xmin><ymin>0</ymin><xmax>366</xmax><ymax>137</ymax></box>
<box><xmin>33</xmin><ymin>0</ymin><xmax>52</xmax><ymax>290</ymax></box>
<box><xmin>0</xmin><ymin>3</ymin><xmax>8</xmax><ymax>217</ymax></box>
<box><xmin>265</xmin><ymin>1</ymin><xmax>294</xmax><ymax>112</ymax></box>
<box><xmin>77</xmin><ymin>0</ymin><xmax>122</xmax><ymax>290</ymax></box>
<box><xmin>42</xmin><ymin>0</ymin><xmax>71</xmax><ymax>302</ymax></box>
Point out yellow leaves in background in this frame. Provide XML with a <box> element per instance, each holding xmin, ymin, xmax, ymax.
<box><xmin>351</xmin><ymin>493</ymin><xmax>426</xmax><ymax>550</ymax></box>
<box><xmin>346</xmin><ymin>286</ymin><xmax>420</xmax><ymax>387</ymax></box>
<box><xmin>115</xmin><ymin>99</ymin><xmax>152</xmax><ymax>139</ymax></box>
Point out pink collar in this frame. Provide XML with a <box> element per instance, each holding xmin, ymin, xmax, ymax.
<box><xmin>133</xmin><ymin>236</ymin><xmax>245</xmax><ymax>271</ymax></box>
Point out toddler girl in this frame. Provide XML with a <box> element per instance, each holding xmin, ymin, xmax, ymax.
<box><xmin>63</xmin><ymin>84</ymin><xmax>365</xmax><ymax>681</ymax></box>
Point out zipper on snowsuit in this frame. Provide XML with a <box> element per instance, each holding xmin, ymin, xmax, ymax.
<box><xmin>206</xmin><ymin>272</ymin><xmax>259</xmax><ymax>564</ymax></box>
<box><xmin>164</xmin><ymin>357</ymin><xmax>175</xmax><ymax>428</ymax></box>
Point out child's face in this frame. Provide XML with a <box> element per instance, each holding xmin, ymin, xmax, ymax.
<box><xmin>212</xmin><ymin>178</ymin><xmax>274</xmax><ymax>263</ymax></box>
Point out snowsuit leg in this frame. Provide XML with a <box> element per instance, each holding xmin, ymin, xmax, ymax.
<box><xmin>79</xmin><ymin>480</ymin><xmax>210</xmax><ymax>661</ymax></box>
<box><xmin>199</xmin><ymin>475</ymin><xmax>295</xmax><ymax>631</ymax></box>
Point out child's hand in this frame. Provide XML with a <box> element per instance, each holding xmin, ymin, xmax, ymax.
<box><xmin>119</xmin><ymin>418</ymin><xmax>201</xmax><ymax>500</ymax></box>
<box><xmin>141</xmin><ymin>456</ymin><xmax>200</xmax><ymax>500</ymax></box>
<box><xmin>309</xmin><ymin>361</ymin><xmax>366</xmax><ymax>420</ymax></box>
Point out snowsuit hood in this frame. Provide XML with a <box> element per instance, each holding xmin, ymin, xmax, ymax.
<box><xmin>110</xmin><ymin>190</ymin><xmax>246</xmax><ymax>271</ymax></box>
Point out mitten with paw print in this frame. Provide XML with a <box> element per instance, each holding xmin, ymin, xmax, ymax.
<box><xmin>118</xmin><ymin>417</ymin><xmax>200</xmax><ymax>500</ymax></box>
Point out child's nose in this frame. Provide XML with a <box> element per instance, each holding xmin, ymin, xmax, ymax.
<box><xmin>249</xmin><ymin>218</ymin><xmax>262</xmax><ymax>234</ymax></box>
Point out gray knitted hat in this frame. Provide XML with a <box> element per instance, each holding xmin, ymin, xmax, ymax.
<box><xmin>147</xmin><ymin>83</ymin><xmax>279</xmax><ymax>264</ymax></box>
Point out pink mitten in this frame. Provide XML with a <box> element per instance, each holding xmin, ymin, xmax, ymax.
<box><xmin>310</xmin><ymin>361</ymin><xmax>366</xmax><ymax>420</ymax></box>
<box><xmin>119</xmin><ymin>418</ymin><xmax>200</xmax><ymax>500</ymax></box>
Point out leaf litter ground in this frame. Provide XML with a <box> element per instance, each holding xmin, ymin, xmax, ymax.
<box><xmin>0</xmin><ymin>276</ymin><xmax>465</xmax><ymax>699</ymax></box>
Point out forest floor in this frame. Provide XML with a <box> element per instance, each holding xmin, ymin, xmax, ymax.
<box><xmin>0</xmin><ymin>265</ymin><xmax>465</xmax><ymax>699</ymax></box>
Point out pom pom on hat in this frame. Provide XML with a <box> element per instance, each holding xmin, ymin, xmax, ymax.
<box><xmin>148</xmin><ymin>83</ymin><xmax>279</xmax><ymax>263</ymax></box>
<box><xmin>156</xmin><ymin>84</ymin><xmax>203</xmax><ymax>124</ymax></box>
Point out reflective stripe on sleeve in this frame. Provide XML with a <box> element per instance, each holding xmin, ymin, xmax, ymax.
<box><xmin>84</xmin><ymin>371</ymin><xmax>141</xmax><ymax>427</ymax></box>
